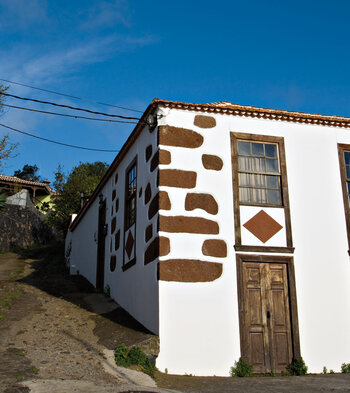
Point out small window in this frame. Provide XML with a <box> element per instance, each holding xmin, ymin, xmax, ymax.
<box><xmin>237</xmin><ymin>141</ymin><xmax>282</xmax><ymax>205</ymax></box>
<box><xmin>344</xmin><ymin>151</ymin><xmax>350</xmax><ymax>206</ymax></box>
<box><xmin>338</xmin><ymin>144</ymin><xmax>350</xmax><ymax>253</ymax></box>
<box><xmin>125</xmin><ymin>162</ymin><xmax>137</xmax><ymax>230</ymax></box>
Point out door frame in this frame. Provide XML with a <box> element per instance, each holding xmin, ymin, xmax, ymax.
<box><xmin>96</xmin><ymin>199</ymin><xmax>107</xmax><ymax>291</ymax></box>
<box><xmin>236</xmin><ymin>253</ymin><xmax>301</xmax><ymax>371</ymax></box>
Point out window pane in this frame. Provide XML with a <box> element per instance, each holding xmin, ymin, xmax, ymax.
<box><xmin>238</xmin><ymin>173</ymin><xmax>251</xmax><ymax>186</ymax></box>
<box><xmin>346</xmin><ymin>166</ymin><xmax>350</xmax><ymax>180</ymax></box>
<box><xmin>253</xmin><ymin>174</ymin><xmax>265</xmax><ymax>188</ymax></box>
<box><xmin>252</xmin><ymin>143</ymin><xmax>264</xmax><ymax>156</ymax></box>
<box><xmin>266</xmin><ymin>159</ymin><xmax>279</xmax><ymax>173</ymax></box>
<box><xmin>345</xmin><ymin>152</ymin><xmax>350</xmax><ymax>165</ymax></box>
<box><xmin>238</xmin><ymin>141</ymin><xmax>251</xmax><ymax>155</ymax></box>
<box><xmin>254</xmin><ymin>188</ymin><xmax>267</xmax><ymax>203</ymax></box>
<box><xmin>251</xmin><ymin>157</ymin><xmax>265</xmax><ymax>172</ymax></box>
<box><xmin>267</xmin><ymin>189</ymin><xmax>281</xmax><ymax>205</ymax></box>
<box><xmin>265</xmin><ymin>144</ymin><xmax>277</xmax><ymax>158</ymax></box>
<box><xmin>266</xmin><ymin>175</ymin><xmax>279</xmax><ymax>189</ymax></box>
<box><xmin>347</xmin><ymin>181</ymin><xmax>350</xmax><ymax>195</ymax></box>
<box><xmin>238</xmin><ymin>156</ymin><xmax>251</xmax><ymax>171</ymax></box>
<box><xmin>239</xmin><ymin>187</ymin><xmax>253</xmax><ymax>202</ymax></box>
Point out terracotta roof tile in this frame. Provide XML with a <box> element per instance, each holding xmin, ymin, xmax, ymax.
<box><xmin>152</xmin><ymin>98</ymin><xmax>350</xmax><ymax>128</ymax></box>
<box><xmin>0</xmin><ymin>174</ymin><xmax>54</xmax><ymax>194</ymax></box>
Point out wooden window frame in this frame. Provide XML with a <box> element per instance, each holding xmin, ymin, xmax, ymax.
<box><xmin>338</xmin><ymin>144</ymin><xmax>350</xmax><ymax>254</ymax></box>
<box><xmin>122</xmin><ymin>157</ymin><xmax>137</xmax><ymax>271</ymax></box>
<box><xmin>236</xmin><ymin>253</ymin><xmax>301</xmax><ymax>367</ymax></box>
<box><xmin>231</xmin><ymin>133</ymin><xmax>293</xmax><ymax>252</ymax></box>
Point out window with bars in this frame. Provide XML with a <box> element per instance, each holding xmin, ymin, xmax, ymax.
<box><xmin>237</xmin><ymin>140</ymin><xmax>282</xmax><ymax>205</ymax></box>
<box><xmin>125</xmin><ymin>162</ymin><xmax>137</xmax><ymax>229</ymax></box>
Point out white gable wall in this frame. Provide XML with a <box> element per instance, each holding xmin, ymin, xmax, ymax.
<box><xmin>67</xmin><ymin>123</ymin><xmax>159</xmax><ymax>334</ymax></box>
<box><xmin>156</xmin><ymin>107</ymin><xmax>350</xmax><ymax>375</ymax></box>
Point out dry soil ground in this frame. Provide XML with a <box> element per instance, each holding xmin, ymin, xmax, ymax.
<box><xmin>0</xmin><ymin>243</ymin><xmax>349</xmax><ymax>393</ymax></box>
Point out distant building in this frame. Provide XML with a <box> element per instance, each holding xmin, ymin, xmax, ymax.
<box><xmin>0</xmin><ymin>174</ymin><xmax>54</xmax><ymax>213</ymax></box>
<box><xmin>65</xmin><ymin>99</ymin><xmax>350</xmax><ymax>376</ymax></box>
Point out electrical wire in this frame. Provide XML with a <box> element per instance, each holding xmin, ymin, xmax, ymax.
<box><xmin>2</xmin><ymin>104</ymin><xmax>138</xmax><ymax>124</ymax></box>
<box><xmin>0</xmin><ymin>78</ymin><xmax>144</xmax><ymax>113</ymax></box>
<box><xmin>0</xmin><ymin>123</ymin><xmax>120</xmax><ymax>152</ymax></box>
<box><xmin>1</xmin><ymin>92</ymin><xmax>141</xmax><ymax>121</ymax></box>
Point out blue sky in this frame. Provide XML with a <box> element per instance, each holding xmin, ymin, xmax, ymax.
<box><xmin>0</xmin><ymin>0</ymin><xmax>350</xmax><ymax>182</ymax></box>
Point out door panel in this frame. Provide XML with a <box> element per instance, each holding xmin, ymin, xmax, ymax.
<box><xmin>241</xmin><ymin>262</ymin><xmax>293</xmax><ymax>373</ymax></box>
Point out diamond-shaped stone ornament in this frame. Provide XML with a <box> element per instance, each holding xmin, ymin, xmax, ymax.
<box><xmin>243</xmin><ymin>210</ymin><xmax>283</xmax><ymax>243</ymax></box>
<box><xmin>125</xmin><ymin>230</ymin><xmax>135</xmax><ymax>259</ymax></box>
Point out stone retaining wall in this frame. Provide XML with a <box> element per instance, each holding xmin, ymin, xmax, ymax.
<box><xmin>0</xmin><ymin>204</ymin><xmax>56</xmax><ymax>251</ymax></box>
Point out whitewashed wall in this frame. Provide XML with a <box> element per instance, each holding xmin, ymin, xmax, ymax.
<box><xmin>156</xmin><ymin>107</ymin><xmax>350</xmax><ymax>376</ymax></box>
<box><xmin>66</xmin><ymin>123</ymin><xmax>159</xmax><ymax>334</ymax></box>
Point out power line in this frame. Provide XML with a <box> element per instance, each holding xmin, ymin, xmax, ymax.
<box><xmin>2</xmin><ymin>104</ymin><xmax>138</xmax><ymax>124</ymax></box>
<box><xmin>2</xmin><ymin>92</ymin><xmax>141</xmax><ymax>121</ymax></box>
<box><xmin>0</xmin><ymin>123</ymin><xmax>120</xmax><ymax>153</ymax></box>
<box><xmin>0</xmin><ymin>78</ymin><xmax>144</xmax><ymax>114</ymax></box>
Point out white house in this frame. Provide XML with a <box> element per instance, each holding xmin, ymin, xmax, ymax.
<box><xmin>65</xmin><ymin>98</ymin><xmax>350</xmax><ymax>376</ymax></box>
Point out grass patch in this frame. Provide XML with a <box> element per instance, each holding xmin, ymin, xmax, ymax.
<box><xmin>0</xmin><ymin>287</ymin><xmax>23</xmax><ymax>321</ymax></box>
<box><xmin>114</xmin><ymin>343</ymin><xmax>156</xmax><ymax>377</ymax></box>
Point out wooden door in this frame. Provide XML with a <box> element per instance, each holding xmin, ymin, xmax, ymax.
<box><xmin>241</xmin><ymin>262</ymin><xmax>293</xmax><ymax>373</ymax></box>
<box><xmin>96</xmin><ymin>200</ymin><xmax>106</xmax><ymax>291</ymax></box>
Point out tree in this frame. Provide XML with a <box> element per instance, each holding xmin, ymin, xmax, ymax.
<box><xmin>14</xmin><ymin>164</ymin><xmax>41</xmax><ymax>181</ymax></box>
<box><xmin>0</xmin><ymin>85</ymin><xmax>18</xmax><ymax>171</ymax></box>
<box><xmin>48</xmin><ymin>161</ymin><xmax>108</xmax><ymax>233</ymax></box>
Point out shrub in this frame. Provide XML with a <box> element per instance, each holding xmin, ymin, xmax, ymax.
<box><xmin>114</xmin><ymin>344</ymin><xmax>155</xmax><ymax>377</ymax></box>
<box><xmin>287</xmin><ymin>357</ymin><xmax>308</xmax><ymax>376</ymax></box>
<box><xmin>341</xmin><ymin>363</ymin><xmax>350</xmax><ymax>373</ymax></box>
<box><xmin>322</xmin><ymin>366</ymin><xmax>328</xmax><ymax>374</ymax></box>
<box><xmin>114</xmin><ymin>343</ymin><xmax>129</xmax><ymax>368</ymax></box>
<box><xmin>230</xmin><ymin>358</ymin><xmax>253</xmax><ymax>377</ymax></box>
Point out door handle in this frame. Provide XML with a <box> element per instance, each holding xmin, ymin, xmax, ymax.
<box><xmin>267</xmin><ymin>311</ymin><xmax>271</xmax><ymax>319</ymax></box>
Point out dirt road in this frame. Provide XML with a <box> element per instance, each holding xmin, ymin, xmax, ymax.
<box><xmin>0</xmin><ymin>245</ymin><xmax>170</xmax><ymax>393</ymax></box>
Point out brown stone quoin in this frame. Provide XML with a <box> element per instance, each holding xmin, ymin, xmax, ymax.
<box><xmin>158</xmin><ymin>125</ymin><xmax>203</xmax><ymax>148</ymax></box>
<box><xmin>144</xmin><ymin>183</ymin><xmax>152</xmax><ymax>204</ymax></box>
<box><xmin>115</xmin><ymin>230</ymin><xmax>120</xmax><ymax>251</ymax></box>
<box><xmin>145</xmin><ymin>223</ymin><xmax>153</xmax><ymax>242</ymax></box>
<box><xmin>144</xmin><ymin>236</ymin><xmax>170</xmax><ymax>265</ymax></box>
<box><xmin>194</xmin><ymin>115</ymin><xmax>216</xmax><ymax>129</ymax></box>
<box><xmin>202</xmin><ymin>154</ymin><xmax>223</xmax><ymax>171</ymax></box>
<box><xmin>159</xmin><ymin>215</ymin><xmax>219</xmax><ymax>234</ymax></box>
<box><xmin>159</xmin><ymin>169</ymin><xmax>197</xmax><ymax>188</ymax></box>
<box><xmin>202</xmin><ymin>239</ymin><xmax>227</xmax><ymax>257</ymax></box>
<box><xmin>159</xmin><ymin>149</ymin><xmax>171</xmax><ymax>165</ymax></box>
<box><xmin>185</xmin><ymin>193</ymin><xmax>218</xmax><ymax>215</ymax></box>
<box><xmin>148</xmin><ymin>191</ymin><xmax>171</xmax><ymax>219</ymax></box>
<box><xmin>158</xmin><ymin>259</ymin><xmax>222</xmax><ymax>282</ymax></box>
<box><xmin>111</xmin><ymin>217</ymin><xmax>116</xmax><ymax>234</ymax></box>
<box><xmin>145</xmin><ymin>145</ymin><xmax>152</xmax><ymax>162</ymax></box>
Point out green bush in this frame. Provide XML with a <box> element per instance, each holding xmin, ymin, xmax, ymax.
<box><xmin>287</xmin><ymin>357</ymin><xmax>308</xmax><ymax>376</ymax></box>
<box><xmin>230</xmin><ymin>358</ymin><xmax>253</xmax><ymax>377</ymax></box>
<box><xmin>341</xmin><ymin>363</ymin><xmax>350</xmax><ymax>373</ymax></box>
<box><xmin>322</xmin><ymin>366</ymin><xmax>328</xmax><ymax>374</ymax></box>
<box><xmin>114</xmin><ymin>343</ymin><xmax>129</xmax><ymax>368</ymax></box>
<box><xmin>114</xmin><ymin>344</ymin><xmax>155</xmax><ymax>377</ymax></box>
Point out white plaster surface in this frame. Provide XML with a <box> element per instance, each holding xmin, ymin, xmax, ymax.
<box><xmin>66</xmin><ymin>123</ymin><xmax>159</xmax><ymax>334</ymax></box>
<box><xmin>156</xmin><ymin>107</ymin><xmax>350</xmax><ymax>376</ymax></box>
<box><xmin>67</xmin><ymin>104</ymin><xmax>350</xmax><ymax>377</ymax></box>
